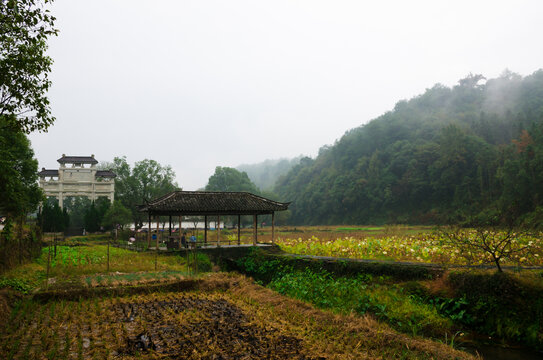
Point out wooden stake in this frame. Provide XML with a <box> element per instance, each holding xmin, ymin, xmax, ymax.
<box><xmin>107</xmin><ymin>229</ymin><xmax>112</xmax><ymax>272</ymax></box>
<box><xmin>238</xmin><ymin>215</ymin><xmax>241</xmax><ymax>245</ymax></box>
<box><xmin>46</xmin><ymin>235</ymin><xmax>51</xmax><ymax>290</ymax></box>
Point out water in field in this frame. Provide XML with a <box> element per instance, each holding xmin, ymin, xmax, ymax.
<box><xmin>466</xmin><ymin>343</ymin><xmax>543</xmax><ymax>360</ymax></box>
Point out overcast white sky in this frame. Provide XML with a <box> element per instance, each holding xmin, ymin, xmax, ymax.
<box><xmin>29</xmin><ymin>0</ymin><xmax>543</xmax><ymax>190</ymax></box>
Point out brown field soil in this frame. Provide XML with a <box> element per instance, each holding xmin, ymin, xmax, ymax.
<box><xmin>0</xmin><ymin>273</ymin><xmax>477</xmax><ymax>360</ymax></box>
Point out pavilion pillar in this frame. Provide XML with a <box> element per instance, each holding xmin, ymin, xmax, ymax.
<box><xmin>253</xmin><ymin>215</ymin><xmax>257</xmax><ymax>246</ymax></box>
<box><xmin>272</xmin><ymin>212</ymin><xmax>275</xmax><ymax>245</ymax></box>
<box><xmin>204</xmin><ymin>216</ymin><xmax>208</xmax><ymax>245</ymax></box>
<box><xmin>217</xmin><ymin>216</ymin><xmax>220</xmax><ymax>247</ymax></box>
<box><xmin>155</xmin><ymin>216</ymin><xmax>159</xmax><ymax>270</ymax></box>
<box><xmin>147</xmin><ymin>213</ymin><xmax>151</xmax><ymax>247</ymax></box>
<box><xmin>156</xmin><ymin>217</ymin><xmax>160</xmax><ymax>250</ymax></box>
<box><xmin>169</xmin><ymin>215</ymin><xmax>172</xmax><ymax>236</ymax></box>
<box><xmin>237</xmin><ymin>215</ymin><xmax>241</xmax><ymax>245</ymax></box>
<box><xmin>178</xmin><ymin>215</ymin><xmax>182</xmax><ymax>249</ymax></box>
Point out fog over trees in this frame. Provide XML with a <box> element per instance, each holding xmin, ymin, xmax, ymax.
<box><xmin>272</xmin><ymin>70</ymin><xmax>543</xmax><ymax>226</ymax></box>
<box><xmin>236</xmin><ymin>157</ymin><xmax>302</xmax><ymax>191</ymax></box>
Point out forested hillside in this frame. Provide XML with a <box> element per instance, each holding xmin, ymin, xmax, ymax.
<box><xmin>275</xmin><ymin>70</ymin><xmax>543</xmax><ymax>225</ymax></box>
<box><xmin>237</xmin><ymin>157</ymin><xmax>302</xmax><ymax>191</ymax></box>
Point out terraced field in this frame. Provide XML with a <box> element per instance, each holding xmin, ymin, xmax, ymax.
<box><xmin>1</xmin><ymin>274</ymin><xmax>476</xmax><ymax>360</ymax></box>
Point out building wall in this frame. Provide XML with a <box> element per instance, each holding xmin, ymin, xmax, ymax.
<box><xmin>39</xmin><ymin>163</ymin><xmax>115</xmax><ymax>207</ymax></box>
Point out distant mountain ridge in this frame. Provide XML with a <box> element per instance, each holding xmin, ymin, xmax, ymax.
<box><xmin>274</xmin><ymin>70</ymin><xmax>543</xmax><ymax>225</ymax></box>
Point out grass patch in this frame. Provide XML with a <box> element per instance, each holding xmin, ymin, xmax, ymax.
<box><xmin>268</xmin><ymin>268</ymin><xmax>452</xmax><ymax>337</ymax></box>
<box><xmin>235</xmin><ymin>249</ymin><xmax>451</xmax><ymax>338</ymax></box>
<box><xmin>0</xmin><ymin>237</ymin><xmax>216</xmax><ymax>293</ymax></box>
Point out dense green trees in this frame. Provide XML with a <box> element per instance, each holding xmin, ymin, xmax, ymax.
<box><xmin>38</xmin><ymin>201</ymin><xmax>68</xmax><ymax>232</ymax></box>
<box><xmin>1</xmin><ymin>0</ymin><xmax>56</xmax><ymax>251</ymax></box>
<box><xmin>101</xmin><ymin>200</ymin><xmax>132</xmax><ymax>230</ymax></box>
<box><xmin>276</xmin><ymin>70</ymin><xmax>543</xmax><ymax>225</ymax></box>
<box><xmin>82</xmin><ymin>198</ymin><xmax>110</xmax><ymax>232</ymax></box>
<box><xmin>205</xmin><ymin>167</ymin><xmax>260</xmax><ymax>193</ymax></box>
<box><xmin>0</xmin><ymin>122</ymin><xmax>42</xmax><ymax>218</ymax></box>
<box><xmin>103</xmin><ymin>157</ymin><xmax>179</xmax><ymax>228</ymax></box>
<box><xmin>237</xmin><ymin>157</ymin><xmax>302</xmax><ymax>191</ymax></box>
<box><xmin>0</xmin><ymin>0</ymin><xmax>57</xmax><ymax>133</ymax></box>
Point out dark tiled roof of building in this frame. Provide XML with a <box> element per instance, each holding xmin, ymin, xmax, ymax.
<box><xmin>139</xmin><ymin>191</ymin><xmax>290</xmax><ymax>216</ymax></box>
<box><xmin>38</xmin><ymin>169</ymin><xmax>59</xmax><ymax>177</ymax></box>
<box><xmin>57</xmin><ymin>155</ymin><xmax>98</xmax><ymax>164</ymax></box>
<box><xmin>95</xmin><ymin>170</ymin><xmax>117</xmax><ymax>178</ymax></box>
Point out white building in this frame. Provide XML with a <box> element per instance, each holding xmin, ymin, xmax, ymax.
<box><xmin>38</xmin><ymin>155</ymin><xmax>116</xmax><ymax>208</ymax></box>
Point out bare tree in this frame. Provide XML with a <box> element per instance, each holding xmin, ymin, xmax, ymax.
<box><xmin>440</xmin><ymin>226</ymin><xmax>535</xmax><ymax>272</ymax></box>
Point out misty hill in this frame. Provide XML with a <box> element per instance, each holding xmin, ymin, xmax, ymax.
<box><xmin>275</xmin><ymin>70</ymin><xmax>543</xmax><ymax>225</ymax></box>
<box><xmin>237</xmin><ymin>156</ymin><xmax>302</xmax><ymax>191</ymax></box>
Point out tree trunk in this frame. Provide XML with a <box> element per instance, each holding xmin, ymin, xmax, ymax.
<box><xmin>494</xmin><ymin>257</ymin><xmax>503</xmax><ymax>272</ymax></box>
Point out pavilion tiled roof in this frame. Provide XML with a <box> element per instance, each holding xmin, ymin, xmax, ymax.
<box><xmin>139</xmin><ymin>191</ymin><xmax>290</xmax><ymax>216</ymax></box>
<box><xmin>38</xmin><ymin>169</ymin><xmax>59</xmax><ymax>177</ymax></box>
<box><xmin>57</xmin><ymin>155</ymin><xmax>98</xmax><ymax>164</ymax></box>
<box><xmin>95</xmin><ymin>170</ymin><xmax>117</xmax><ymax>178</ymax></box>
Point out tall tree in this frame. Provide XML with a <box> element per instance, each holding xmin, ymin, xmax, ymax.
<box><xmin>101</xmin><ymin>200</ymin><xmax>132</xmax><ymax>230</ymax></box>
<box><xmin>0</xmin><ymin>0</ymin><xmax>58</xmax><ymax>133</ymax></box>
<box><xmin>0</xmin><ymin>121</ymin><xmax>42</xmax><ymax>217</ymax></box>
<box><xmin>83</xmin><ymin>198</ymin><xmax>110</xmax><ymax>232</ymax></box>
<box><xmin>38</xmin><ymin>201</ymin><xmax>66</xmax><ymax>232</ymax></box>
<box><xmin>104</xmin><ymin>157</ymin><xmax>179</xmax><ymax>229</ymax></box>
<box><xmin>205</xmin><ymin>167</ymin><xmax>260</xmax><ymax>226</ymax></box>
<box><xmin>205</xmin><ymin>167</ymin><xmax>259</xmax><ymax>193</ymax></box>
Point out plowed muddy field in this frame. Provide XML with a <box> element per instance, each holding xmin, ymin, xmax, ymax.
<box><xmin>0</xmin><ymin>274</ymin><xmax>476</xmax><ymax>360</ymax></box>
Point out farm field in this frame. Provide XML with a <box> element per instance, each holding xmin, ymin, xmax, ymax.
<box><xmin>272</xmin><ymin>226</ymin><xmax>543</xmax><ymax>267</ymax></box>
<box><xmin>0</xmin><ymin>273</ymin><xmax>475</xmax><ymax>360</ymax></box>
<box><xmin>3</xmin><ymin>232</ymin><xmax>543</xmax><ymax>358</ymax></box>
<box><xmin>0</xmin><ymin>237</ymin><xmax>198</xmax><ymax>294</ymax></box>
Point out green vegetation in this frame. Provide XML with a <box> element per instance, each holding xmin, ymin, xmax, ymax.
<box><xmin>236</xmin><ymin>249</ymin><xmax>449</xmax><ymax>338</ymax></box>
<box><xmin>336</xmin><ymin>226</ymin><xmax>384</xmax><ymax>231</ymax></box>
<box><xmin>0</xmin><ymin>0</ymin><xmax>58</xmax><ymax>133</ymax></box>
<box><xmin>1</xmin><ymin>0</ymin><xmax>57</xmax><ymax>270</ymax></box>
<box><xmin>0</xmin><ymin>235</ymin><xmax>215</xmax><ymax>292</ymax></box>
<box><xmin>444</xmin><ymin>271</ymin><xmax>543</xmax><ymax>348</ymax></box>
<box><xmin>275</xmin><ymin>71</ymin><xmax>543</xmax><ymax>226</ymax></box>
<box><xmin>0</xmin><ymin>124</ymin><xmax>43</xmax><ymax>220</ymax></box>
<box><xmin>237</xmin><ymin>156</ymin><xmax>302</xmax><ymax>191</ymax></box>
<box><xmin>205</xmin><ymin>166</ymin><xmax>260</xmax><ymax>193</ymax></box>
<box><xmin>99</xmin><ymin>157</ymin><xmax>179</xmax><ymax>229</ymax></box>
<box><xmin>276</xmin><ymin>230</ymin><xmax>543</xmax><ymax>267</ymax></box>
<box><xmin>38</xmin><ymin>201</ymin><xmax>70</xmax><ymax>232</ymax></box>
<box><xmin>269</xmin><ymin>268</ymin><xmax>451</xmax><ymax>337</ymax></box>
<box><xmin>0</xmin><ymin>275</ymin><xmax>475</xmax><ymax>360</ymax></box>
<box><xmin>235</xmin><ymin>248</ymin><xmax>543</xmax><ymax>350</ymax></box>
<box><xmin>101</xmin><ymin>200</ymin><xmax>132</xmax><ymax>229</ymax></box>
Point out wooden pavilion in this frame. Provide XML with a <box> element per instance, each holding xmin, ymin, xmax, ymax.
<box><xmin>138</xmin><ymin>191</ymin><xmax>290</xmax><ymax>248</ymax></box>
